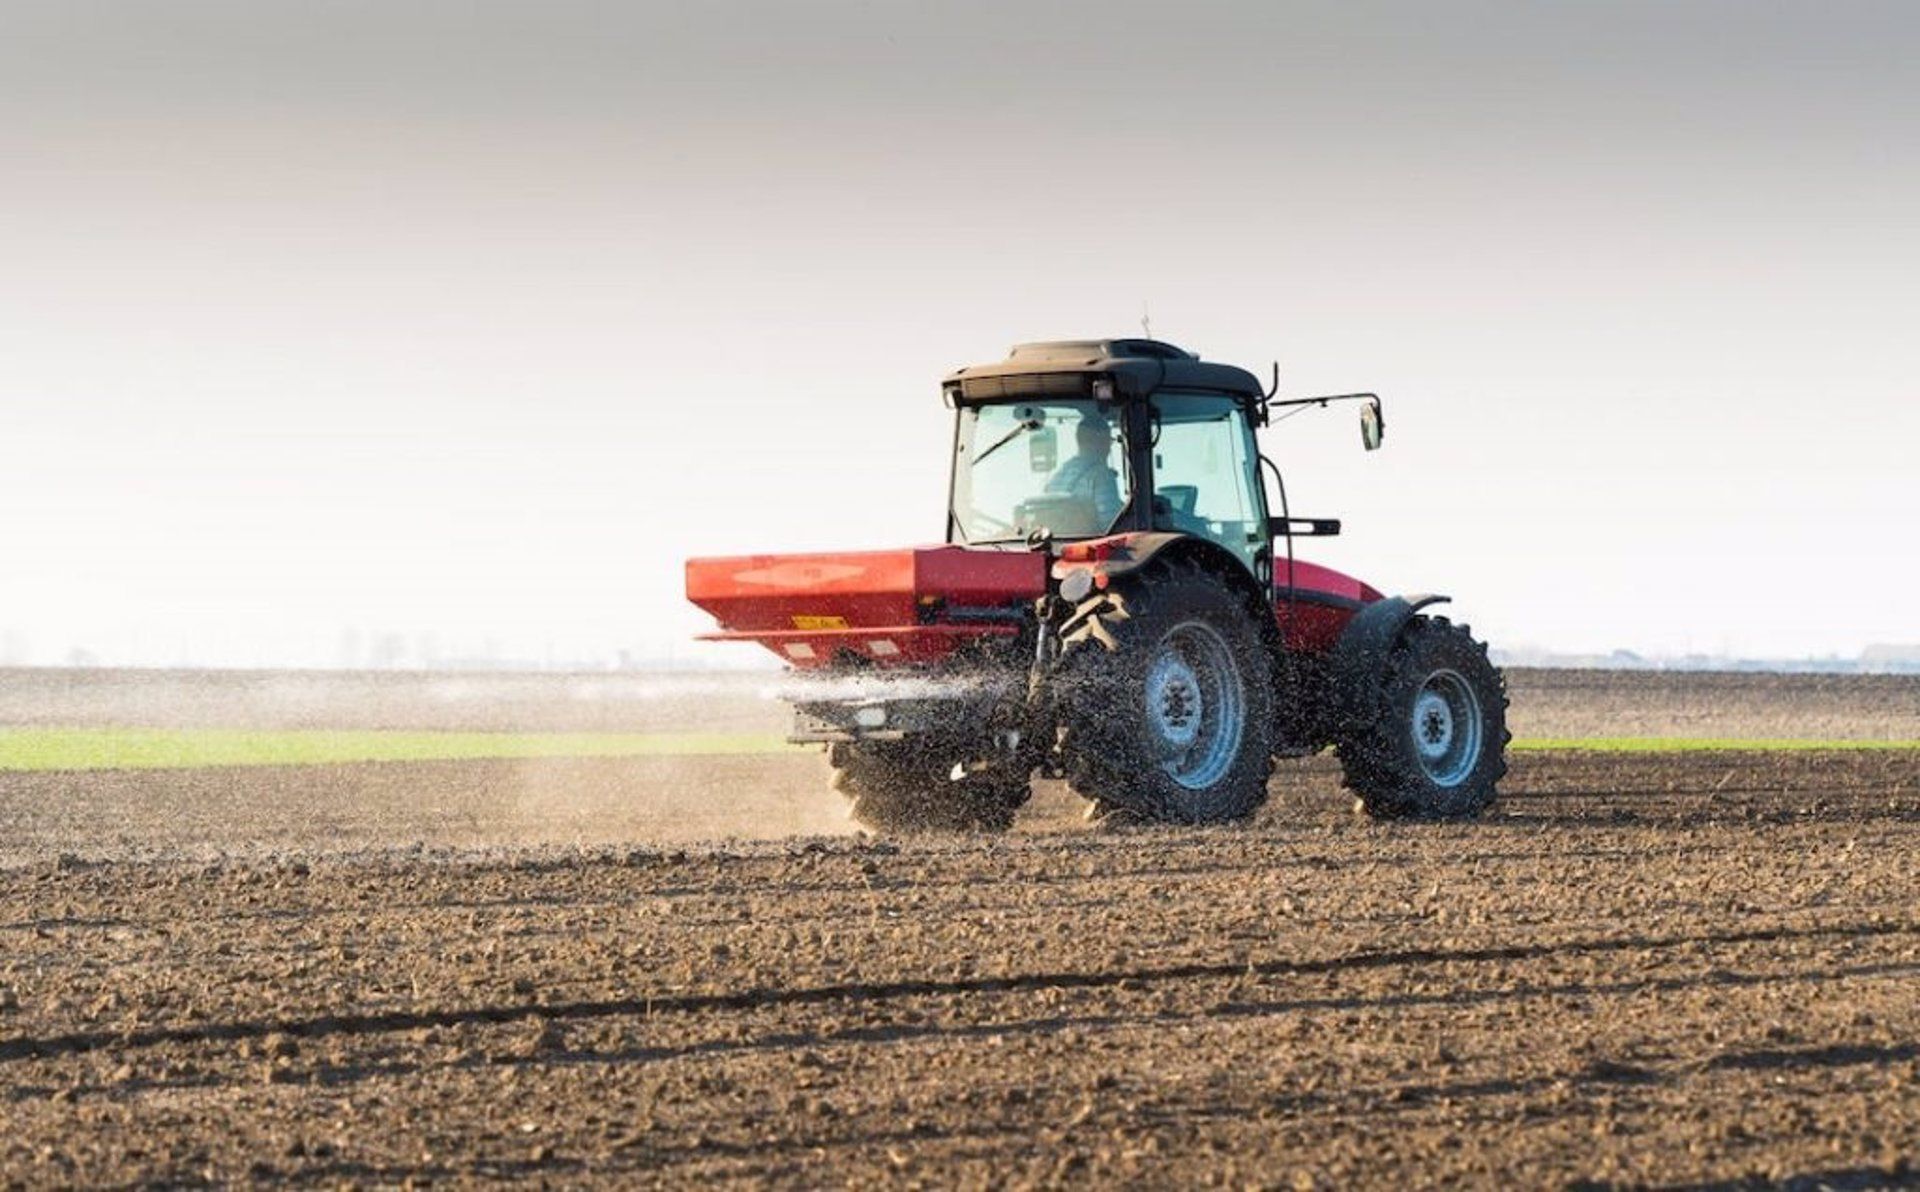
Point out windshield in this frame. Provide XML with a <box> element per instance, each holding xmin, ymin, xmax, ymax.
<box><xmin>950</xmin><ymin>400</ymin><xmax>1131</xmax><ymax>543</ymax></box>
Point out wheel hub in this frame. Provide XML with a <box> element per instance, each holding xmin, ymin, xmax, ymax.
<box><xmin>1414</xmin><ymin>690</ymin><xmax>1455</xmax><ymax>758</ymax></box>
<box><xmin>1141</xmin><ymin>622</ymin><xmax>1247</xmax><ymax>792</ymax></box>
<box><xmin>1146</xmin><ymin>655</ymin><xmax>1204</xmax><ymax>748</ymax></box>
<box><xmin>1409</xmin><ymin>668</ymin><xmax>1484</xmax><ymax>788</ymax></box>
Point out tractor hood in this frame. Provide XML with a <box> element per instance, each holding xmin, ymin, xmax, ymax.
<box><xmin>685</xmin><ymin>546</ymin><xmax>1045</xmax><ymax>667</ymax></box>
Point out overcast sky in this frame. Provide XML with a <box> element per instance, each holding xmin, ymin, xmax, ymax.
<box><xmin>3</xmin><ymin>1</ymin><xmax>1916</xmax><ymax>667</ymax></box>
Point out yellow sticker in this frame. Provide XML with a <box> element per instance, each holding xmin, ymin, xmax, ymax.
<box><xmin>790</xmin><ymin>614</ymin><xmax>849</xmax><ymax>630</ymax></box>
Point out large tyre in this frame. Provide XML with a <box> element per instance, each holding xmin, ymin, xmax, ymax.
<box><xmin>1053</xmin><ymin>559</ymin><xmax>1276</xmax><ymax>823</ymax></box>
<box><xmin>827</xmin><ymin>742</ymin><xmax>1029</xmax><ymax>833</ymax></box>
<box><xmin>1335</xmin><ymin>615</ymin><xmax>1509</xmax><ymax>820</ymax></box>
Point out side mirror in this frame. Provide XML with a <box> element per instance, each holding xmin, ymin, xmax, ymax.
<box><xmin>1360</xmin><ymin>397</ymin><xmax>1384</xmax><ymax>451</ymax></box>
<box><xmin>1028</xmin><ymin>425</ymin><xmax>1058</xmax><ymax>473</ymax></box>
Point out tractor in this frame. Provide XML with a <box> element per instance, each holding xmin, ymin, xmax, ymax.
<box><xmin>686</xmin><ymin>338</ymin><xmax>1508</xmax><ymax>831</ymax></box>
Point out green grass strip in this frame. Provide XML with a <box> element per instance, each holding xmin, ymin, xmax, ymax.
<box><xmin>0</xmin><ymin>728</ymin><xmax>801</xmax><ymax>772</ymax></box>
<box><xmin>1511</xmin><ymin>737</ymin><xmax>1920</xmax><ymax>753</ymax></box>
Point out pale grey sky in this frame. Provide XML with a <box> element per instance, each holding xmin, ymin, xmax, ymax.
<box><xmin>3</xmin><ymin>1</ymin><xmax>1916</xmax><ymax>666</ymax></box>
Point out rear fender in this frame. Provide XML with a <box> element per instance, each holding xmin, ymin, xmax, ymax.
<box><xmin>1052</xmin><ymin>532</ymin><xmax>1282</xmax><ymax>659</ymax></box>
<box><xmin>1327</xmin><ymin>593</ymin><xmax>1450</xmax><ymax>726</ymax></box>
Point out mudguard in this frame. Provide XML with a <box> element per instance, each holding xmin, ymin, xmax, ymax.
<box><xmin>1054</xmin><ymin>532</ymin><xmax>1263</xmax><ymax>601</ymax></box>
<box><xmin>1327</xmin><ymin>593</ymin><xmax>1451</xmax><ymax>720</ymax></box>
<box><xmin>1052</xmin><ymin>531</ymin><xmax>1276</xmax><ymax>645</ymax></box>
<box><xmin>1055</xmin><ymin>531</ymin><xmax>1207</xmax><ymax>577</ymax></box>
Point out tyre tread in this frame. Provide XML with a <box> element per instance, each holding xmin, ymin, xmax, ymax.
<box><xmin>1335</xmin><ymin>615</ymin><xmax>1509</xmax><ymax>820</ymax></box>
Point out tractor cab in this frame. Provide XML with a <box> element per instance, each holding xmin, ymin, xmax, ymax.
<box><xmin>943</xmin><ymin>338</ymin><xmax>1377</xmax><ymax>585</ymax></box>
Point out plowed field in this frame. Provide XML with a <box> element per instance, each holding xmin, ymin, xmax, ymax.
<box><xmin>2</xmin><ymin>669</ymin><xmax>1916</xmax><ymax>1187</ymax></box>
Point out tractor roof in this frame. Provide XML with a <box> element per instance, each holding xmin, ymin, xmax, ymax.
<box><xmin>944</xmin><ymin>339</ymin><xmax>1264</xmax><ymax>403</ymax></box>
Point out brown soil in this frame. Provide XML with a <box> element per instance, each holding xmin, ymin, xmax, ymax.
<box><xmin>1508</xmin><ymin>669</ymin><xmax>1920</xmax><ymax>742</ymax></box>
<box><xmin>4</xmin><ymin>745</ymin><xmax>1918</xmax><ymax>1187</ymax></box>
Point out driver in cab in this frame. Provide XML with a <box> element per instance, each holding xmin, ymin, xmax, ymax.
<box><xmin>1044</xmin><ymin>416</ymin><xmax>1123</xmax><ymax>527</ymax></box>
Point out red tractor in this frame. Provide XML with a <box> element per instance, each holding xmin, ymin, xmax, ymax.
<box><xmin>687</xmin><ymin>338</ymin><xmax>1508</xmax><ymax>831</ymax></box>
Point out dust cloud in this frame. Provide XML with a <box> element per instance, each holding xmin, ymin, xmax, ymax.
<box><xmin>769</xmin><ymin>668</ymin><xmax>1016</xmax><ymax>705</ymax></box>
<box><xmin>0</xmin><ymin>668</ymin><xmax>789</xmax><ymax>734</ymax></box>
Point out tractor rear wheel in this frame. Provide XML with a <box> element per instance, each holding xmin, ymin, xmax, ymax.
<box><xmin>1052</xmin><ymin>560</ymin><xmax>1276</xmax><ymax>823</ymax></box>
<box><xmin>1335</xmin><ymin>615</ymin><xmax>1508</xmax><ymax>819</ymax></box>
<box><xmin>827</xmin><ymin>742</ymin><xmax>1029</xmax><ymax>833</ymax></box>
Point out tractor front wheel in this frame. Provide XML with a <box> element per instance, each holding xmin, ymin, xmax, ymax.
<box><xmin>827</xmin><ymin>742</ymin><xmax>1029</xmax><ymax>833</ymax></box>
<box><xmin>1336</xmin><ymin>615</ymin><xmax>1509</xmax><ymax>819</ymax></box>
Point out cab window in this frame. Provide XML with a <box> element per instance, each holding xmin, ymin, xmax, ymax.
<box><xmin>950</xmin><ymin>400</ymin><xmax>1131</xmax><ymax>543</ymax></box>
<box><xmin>1149</xmin><ymin>394</ymin><xmax>1265</xmax><ymax>571</ymax></box>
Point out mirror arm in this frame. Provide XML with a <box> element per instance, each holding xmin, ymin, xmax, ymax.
<box><xmin>1264</xmin><ymin>391</ymin><xmax>1379</xmax><ymax>411</ymax></box>
<box><xmin>1256</xmin><ymin>362</ymin><xmax>1280</xmax><ymax>426</ymax></box>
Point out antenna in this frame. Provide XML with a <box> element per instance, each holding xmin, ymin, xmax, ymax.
<box><xmin>1139</xmin><ymin>302</ymin><xmax>1152</xmax><ymax>340</ymax></box>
